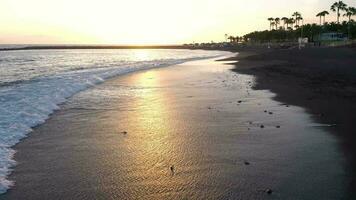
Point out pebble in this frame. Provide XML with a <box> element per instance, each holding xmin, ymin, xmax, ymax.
<box><xmin>265</xmin><ymin>189</ymin><xmax>273</xmax><ymax>194</ymax></box>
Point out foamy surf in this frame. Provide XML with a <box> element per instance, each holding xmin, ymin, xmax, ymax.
<box><xmin>0</xmin><ymin>49</ymin><xmax>230</xmax><ymax>193</ymax></box>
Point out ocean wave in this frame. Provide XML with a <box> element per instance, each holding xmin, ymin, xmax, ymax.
<box><xmin>0</xmin><ymin>50</ymin><xmax>229</xmax><ymax>193</ymax></box>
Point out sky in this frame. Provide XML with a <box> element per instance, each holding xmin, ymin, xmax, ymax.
<box><xmin>0</xmin><ymin>0</ymin><xmax>355</xmax><ymax>45</ymax></box>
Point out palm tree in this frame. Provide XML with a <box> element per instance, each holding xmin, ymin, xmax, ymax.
<box><xmin>274</xmin><ymin>18</ymin><xmax>280</xmax><ymax>29</ymax></box>
<box><xmin>292</xmin><ymin>12</ymin><xmax>302</xmax><ymax>27</ymax></box>
<box><xmin>227</xmin><ymin>36</ymin><xmax>234</xmax><ymax>43</ymax></box>
<box><xmin>344</xmin><ymin>7</ymin><xmax>356</xmax><ymax>23</ymax></box>
<box><xmin>331</xmin><ymin>1</ymin><xmax>348</xmax><ymax>23</ymax></box>
<box><xmin>316</xmin><ymin>11</ymin><xmax>330</xmax><ymax>25</ymax></box>
<box><xmin>287</xmin><ymin>18</ymin><xmax>295</xmax><ymax>30</ymax></box>
<box><xmin>296</xmin><ymin>16</ymin><xmax>303</xmax><ymax>29</ymax></box>
<box><xmin>268</xmin><ymin>17</ymin><xmax>275</xmax><ymax>30</ymax></box>
<box><xmin>281</xmin><ymin>17</ymin><xmax>289</xmax><ymax>29</ymax></box>
<box><xmin>343</xmin><ymin>7</ymin><xmax>356</xmax><ymax>39</ymax></box>
<box><xmin>322</xmin><ymin>11</ymin><xmax>329</xmax><ymax>24</ymax></box>
<box><xmin>316</xmin><ymin>12</ymin><xmax>323</xmax><ymax>25</ymax></box>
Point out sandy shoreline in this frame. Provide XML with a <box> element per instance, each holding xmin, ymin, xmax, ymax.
<box><xmin>0</xmin><ymin>56</ymin><xmax>353</xmax><ymax>199</ymax></box>
<box><xmin>230</xmin><ymin>46</ymin><xmax>356</xmax><ymax>197</ymax></box>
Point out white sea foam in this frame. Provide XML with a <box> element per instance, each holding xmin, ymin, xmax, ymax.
<box><xmin>0</xmin><ymin>49</ymin><xmax>230</xmax><ymax>193</ymax></box>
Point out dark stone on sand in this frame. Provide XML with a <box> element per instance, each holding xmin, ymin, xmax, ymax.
<box><xmin>264</xmin><ymin>110</ymin><xmax>267</xmax><ymax>113</ymax></box>
<box><xmin>121</xmin><ymin>131</ymin><xmax>128</xmax><ymax>135</ymax></box>
<box><xmin>265</xmin><ymin>189</ymin><xmax>273</xmax><ymax>194</ymax></box>
<box><xmin>238</xmin><ymin>100</ymin><xmax>242</xmax><ymax>103</ymax></box>
<box><xmin>269</xmin><ymin>112</ymin><xmax>273</xmax><ymax>115</ymax></box>
<box><xmin>260</xmin><ymin>125</ymin><xmax>264</xmax><ymax>128</ymax></box>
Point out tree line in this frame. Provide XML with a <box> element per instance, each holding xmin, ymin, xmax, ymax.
<box><xmin>228</xmin><ymin>1</ymin><xmax>356</xmax><ymax>43</ymax></box>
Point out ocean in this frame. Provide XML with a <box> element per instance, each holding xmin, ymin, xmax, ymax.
<box><xmin>0</xmin><ymin>48</ymin><xmax>227</xmax><ymax>193</ymax></box>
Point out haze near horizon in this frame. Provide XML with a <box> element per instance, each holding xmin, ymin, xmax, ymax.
<box><xmin>0</xmin><ymin>0</ymin><xmax>355</xmax><ymax>45</ymax></box>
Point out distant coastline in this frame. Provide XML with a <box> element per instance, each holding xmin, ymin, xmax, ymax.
<box><xmin>0</xmin><ymin>45</ymin><xmax>191</xmax><ymax>51</ymax></box>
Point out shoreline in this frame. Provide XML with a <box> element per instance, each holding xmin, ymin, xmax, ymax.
<box><xmin>0</xmin><ymin>45</ymin><xmax>188</xmax><ymax>51</ymax></box>
<box><xmin>1</xmin><ymin>56</ymin><xmax>351</xmax><ymax>199</ymax></box>
<box><xmin>0</xmin><ymin>50</ymin><xmax>230</xmax><ymax>195</ymax></box>
<box><xmin>229</xmin><ymin>46</ymin><xmax>356</xmax><ymax>197</ymax></box>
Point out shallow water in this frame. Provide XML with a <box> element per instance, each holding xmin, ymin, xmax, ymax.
<box><xmin>0</xmin><ymin>49</ymin><xmax>226</xmax><ymax>193</ymax></box>
<box><xmin>4</xmin><ymin>58</ymin><xmax>347</xmax><ymax>199</ymax></box>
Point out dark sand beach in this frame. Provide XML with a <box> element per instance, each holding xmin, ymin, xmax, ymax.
<box><xmin>1</xmin><ymin>55</ymin><xmax>353</xmax><ymax>199</ymax></box>
<box><xmin>230</xmin><ymin>46</ymin><xmax>356</xmax><ymax>198</ymax></box>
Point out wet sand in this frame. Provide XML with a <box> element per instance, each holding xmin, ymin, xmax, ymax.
<box><xmin>231</xmin><ymin>46</ymin><xmax>356</xmax><ymax>199</ymax></box>
<box><xmin>1</xmin><ymin>57</ymin><xmax>350</xmax><ymax>199</ymax></box>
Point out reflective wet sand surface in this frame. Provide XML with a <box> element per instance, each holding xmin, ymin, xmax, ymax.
<box><xmin>2</xmin><ymin>58</ymin><xmax>349</xmax><ymax>199</ymax></box>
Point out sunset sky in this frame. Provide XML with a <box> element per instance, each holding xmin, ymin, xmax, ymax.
<box><xmin>0</xmin><ymin>0</ymin><xmax>355</xmax><ymax>45</ymax></box>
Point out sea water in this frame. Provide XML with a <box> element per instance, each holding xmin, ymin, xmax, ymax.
<box><xmin>0</xmin><ymin>48</ymin><xmax>227</xmax><ymax>193</ymax></box>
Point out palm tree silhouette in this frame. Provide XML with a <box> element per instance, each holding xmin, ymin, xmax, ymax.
<box><xmin>331</xmin><ymin>1</ymin><xmax>348</xmax><ymax>23</ymax></box>
<box><xmin>343</xmin><ymin>7</ymin><xmax>356</xmax><ymax>23</ymax></box>
<box><xmin>316</xmin><ymin>11</ymin><xmax>330</xmax><ymax>25</ymax></box>
<box><xmin>268</xmin><ymin>18</ymin><xmax>275</xmax><ymax>30</ymax></box>
<box><xmin>343</xmin><ymin>7</ymin><xmax>356</xmax><ymax>38</ymax></box>
<box><xmin>296</xmin><ymin>16</ymin><xmax>303</xmax><ymax>29</ymax></box>
<box><xmin>292</xmin><ymin>12</ymin><xmax>302</xmax><ymax>27</ymax></box>
<box><xmin>287</xmin><ymin>18</ymin><xmax>295</xmax><ymax>30</ymax></box>
<box><xmin>274</xmin><ymin>18</ymin><xmax>281</xmax><ymax>30</ymax></box>
<box><xmin>281</xmin><ymin>17</ymin><xmax>289</xmax><ymax>29</ymax></box>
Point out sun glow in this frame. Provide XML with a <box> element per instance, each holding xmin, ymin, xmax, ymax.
<box><xmin>1</xmin><ymin>0</ymin><xmax>355</xmax><ymax>44</ymax></box>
